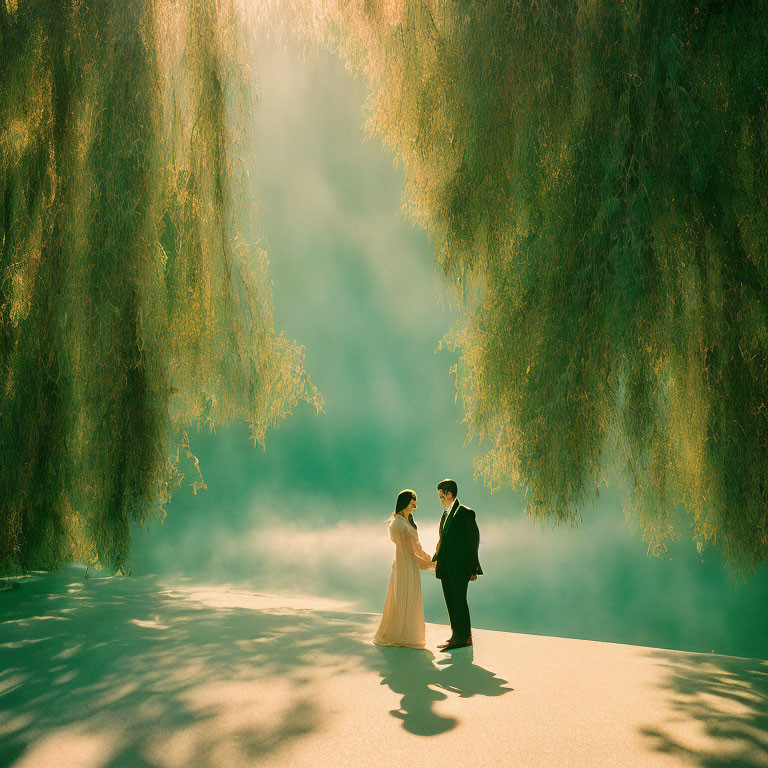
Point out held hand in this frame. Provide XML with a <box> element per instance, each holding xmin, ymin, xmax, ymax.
<box><xmin>469</xmin><ymin>574</ymin><xmax>478</xmax><ymax>581</ymax></box>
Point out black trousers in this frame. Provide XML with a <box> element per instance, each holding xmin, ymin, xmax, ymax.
<box><xmin>440</xmin><ymin>575</ymin><xmax>471</xmax><ymax>640</ymax></box>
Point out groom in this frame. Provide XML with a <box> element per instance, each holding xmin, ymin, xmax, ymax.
<box><xmin>432</xmin><ymin>479</ymin><xmax>482</xmax><ymax>650</ymax></box>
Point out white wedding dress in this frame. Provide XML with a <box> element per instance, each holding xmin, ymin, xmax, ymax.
<box><xmin>373</xmin><ymin>514</ymin><xmax>435</xmax><ymax>649</ymax></box>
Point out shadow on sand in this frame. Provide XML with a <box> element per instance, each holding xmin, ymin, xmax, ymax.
<box><xmin>374</xmin><ymin>645</ymin><xmax>513</xmax><ymax>736</ymax></box>
<box><xmin>0</xmin><ymin>566</ymin><xmax>511</xmax><ymax>767</ymax></box>
<box><xmin>642</xmin><ymin>649</ymin><xmax>768</xmax><ymax>768</ymax></box>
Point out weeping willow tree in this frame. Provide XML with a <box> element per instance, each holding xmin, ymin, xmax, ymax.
<box><xmin>4</xmin><ymin>1</ymin><xmax>768</xmax><ymax>578</ymax></box>
<box><xmin>263</xmin><ymin>0</ymin><xmax>768</xmax><ymax>576</ymax></box>
<box><xmin>0</xmin><ymin>0</ymin><xmax>319</xmax><ymax>573</ymax></box>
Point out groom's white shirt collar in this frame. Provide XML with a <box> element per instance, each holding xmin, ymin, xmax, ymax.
<box><xmin>444</xmin><ymin>499</ymin><xmax>459</xmax><ymax>514</ymax></box>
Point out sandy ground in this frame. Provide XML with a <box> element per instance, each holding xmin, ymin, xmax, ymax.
<box><xmin>1</xmin><ymin>566</ymin><xmax>766</xmax><ymax>768</ymax></box>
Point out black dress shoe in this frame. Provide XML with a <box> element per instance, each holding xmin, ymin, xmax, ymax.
<box><xmin>443</xmin><ymin>637</ymin><xmax>473</xmax><ymax>651</ymax></box>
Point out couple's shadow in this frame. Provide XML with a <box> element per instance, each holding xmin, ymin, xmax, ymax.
<box><xmin>375</xmin><ymin>645</ymin><xmax>513</xmax><ymax>736</ymax></box>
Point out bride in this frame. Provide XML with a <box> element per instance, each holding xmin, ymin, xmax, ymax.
<box><xmin>373</xmin><ymin>489</ymin><xmax>436</xmax><ymax>649</ymax></box>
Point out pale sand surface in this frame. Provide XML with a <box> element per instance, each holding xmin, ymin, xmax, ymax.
<box><xmin>1</xmin><ymin>566</ymin><xmax>766</xmax><ymax>768</ymax></box>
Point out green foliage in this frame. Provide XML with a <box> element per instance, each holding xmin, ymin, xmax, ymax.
<box><xmin>4</xmin><ymin>0</ymin><xmax>768</xmax><ymax>578</ymax></box>
<box><xmin>0</xmin><ymin>0</ymin><xmax>319</xmax><ymax>573</ymax></box>
<box><xmin>276</xmin><ymin>0</ymin><xmax>768</xmax><ymax>575</ymax></box>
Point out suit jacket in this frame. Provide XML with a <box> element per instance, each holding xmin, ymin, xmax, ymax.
<box><xmin>432</xmin><ymin>500</ymin><xmax>483</xmax><ymax>581</ymax></box>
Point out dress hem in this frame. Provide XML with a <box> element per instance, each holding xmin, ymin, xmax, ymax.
<box><xmin>372</xmin><ymin>639</ymin><xmax>427</xmax><ymax>650</ymax></box>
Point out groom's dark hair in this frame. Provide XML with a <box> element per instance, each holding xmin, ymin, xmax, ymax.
<box><xmin>437</xmin><ymin>479</ymin><xmax>458</xmax><ymax>498</ymax></box>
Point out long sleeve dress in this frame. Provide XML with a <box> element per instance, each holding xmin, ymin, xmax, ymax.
<box><xmin>373</xmin><ymin>514</ymin><xmax>435</xmax><ymax>649</ymax></box>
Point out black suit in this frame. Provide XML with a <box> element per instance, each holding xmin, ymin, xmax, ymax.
<box><xmin>432</xmin><ymin>500</ymin><xmax>482</xmax><ymax>641</ymax></box>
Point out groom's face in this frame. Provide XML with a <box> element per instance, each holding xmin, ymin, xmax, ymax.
<box><xmin>438</xmin><ymin>489</ymin><xmax>454</xmax><ymax>508</ymax></box>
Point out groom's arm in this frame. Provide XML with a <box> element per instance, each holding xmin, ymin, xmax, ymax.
<box><xmin>463</xmin><ymin>508</ymin><xmax>482</xmax><ymax>578</ymax></box>
<box><xmin>432</xmin><ymin>513</ymin><xmax>445</xmax><ymax>561</ymax></box>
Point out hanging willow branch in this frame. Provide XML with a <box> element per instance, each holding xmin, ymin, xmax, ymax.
<box><xmin>270</xmin><ymin>0</ymin><xmax>768</xmax><ymax>576</ymax></box>
<box><xmin>0</xmin><ymin>0</ymin><xmax>320</xmax><ymax>573</ymax></box>
<box><xmin>4</xmin><ymin>0</ymin><xmax>768</xmax><ymax>577</ymax></box>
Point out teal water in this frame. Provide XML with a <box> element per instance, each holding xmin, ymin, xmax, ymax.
<box><xmin>132</xmin><ymin>33</ymin><xmax>768</xmax><ymax>660</ymax></box>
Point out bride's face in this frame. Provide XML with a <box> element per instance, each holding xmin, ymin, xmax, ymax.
<box><xmin>407</xmin><ymin>497</ymin><xmax>417</xmax><ymax>514</ymax></box>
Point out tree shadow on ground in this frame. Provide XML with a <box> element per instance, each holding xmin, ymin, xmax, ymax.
<box><xmin>0</xmin><ymin>566</ymin><xmax>512</xmax><ymax>767</ymax></box>
<box><xmin>374</xmin><ymin>644</ymin><xmax>513</xmax><ymax>736</ymax></box>
<box><xmin>641</xmin><ymin>649</ymin><xmax>768</xmax><ymax>768</ymax></box>
<box><xmin>0</xmin><ymin>567</ymin><xmax>381</xmax><ymax>767</ymax></box>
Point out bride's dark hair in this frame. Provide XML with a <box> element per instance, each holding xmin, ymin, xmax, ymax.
<box><xmin>394</xmin><ymin>489</ymin><xmax>417</xmax><ymax>529</ymax></box>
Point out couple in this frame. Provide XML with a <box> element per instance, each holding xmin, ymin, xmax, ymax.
<box><xmin>373</xmin><ymin>479</ymin><xmax>482</xmax><ymax>651</ymax></box>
